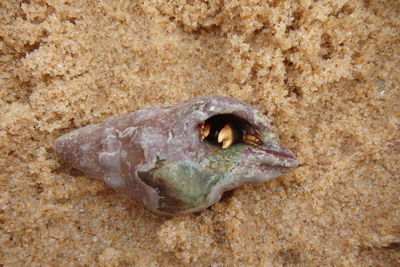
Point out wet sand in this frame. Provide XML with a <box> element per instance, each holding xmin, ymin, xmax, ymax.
<box><xmin>1</xmin><ymin>1</ymin><xmax>399</xmax><ymax>265</ymax></box>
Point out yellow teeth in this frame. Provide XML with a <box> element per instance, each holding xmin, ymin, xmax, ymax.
<box><xmin>200</xmin><ymin>123</ymin><xmax>211</xmax><ymax>140</ymax></box>
<box><xmin>244</xmin><ymin>134</ymin><xmax>260</xmax><ymax>146</ymax></box>
<box><xmin>203</xmin><ymin>124</ymin><xmax>210</xmax><ymax>139</ymax></box>
<box><xmin>218</xmin><ymin>124</ymin><xmax>233</xmax><ymax>149</ymax></box>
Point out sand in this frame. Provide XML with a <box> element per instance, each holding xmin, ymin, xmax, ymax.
<box><xmin>1</xmin><ymin>0</ymin><xmax>399</xmax><ymax>265</ymax></box>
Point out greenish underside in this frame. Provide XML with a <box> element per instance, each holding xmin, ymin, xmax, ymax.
<box><xmin>148</xmin><ymin>144</ymin><xmax>248</xmax><ymax>212</ymax></box>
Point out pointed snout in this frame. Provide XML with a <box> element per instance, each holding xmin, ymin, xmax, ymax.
<box><xmin>253</xmin><ymin>142</ymin><xmax>298</xmax><ymax>169</ymax></box>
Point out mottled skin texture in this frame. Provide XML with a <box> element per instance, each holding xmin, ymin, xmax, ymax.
<box><xmin>54</xmin><ymin>96</ymin><xmax>297</xmax><ymax>215</ymax></box>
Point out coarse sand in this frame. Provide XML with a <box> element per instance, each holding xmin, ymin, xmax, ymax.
<box><xmin>1</xmin><ymin>0</ymin><xmax>399</xmax><ymax>265</ymax></box>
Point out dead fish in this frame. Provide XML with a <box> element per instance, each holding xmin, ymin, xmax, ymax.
<box><xmin>54</xmin><ymin>96</ymin><xmax>298</xmax><ymax>215</ymax></box>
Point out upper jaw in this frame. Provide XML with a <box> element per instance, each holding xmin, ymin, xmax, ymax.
<box><xmin>255</xmin><ymin>142</ymin><xmax>298</xmax><ymax>169</ymax></box>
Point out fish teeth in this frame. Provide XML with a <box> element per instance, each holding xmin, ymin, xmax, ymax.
<box><xmin>218</xmin><ymin>124</ymin><xmax>233</xmax><ymax>149</ymax></box>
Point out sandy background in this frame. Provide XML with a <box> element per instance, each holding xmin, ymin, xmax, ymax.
<box><xmin>1</xmin><ymin>0</ymin><xmax>399</xmax><ymax>265</ymax></box>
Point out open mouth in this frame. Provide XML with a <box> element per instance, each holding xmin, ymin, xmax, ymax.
<box><xmin>198</xmin><ymin>113</ymin><xmax>298</xmax><ymax>169</ymax></box>
<box><xmin>199</xmin><ymin>114</ymin><xmax>262</xmax><ymax>149</ymax></box>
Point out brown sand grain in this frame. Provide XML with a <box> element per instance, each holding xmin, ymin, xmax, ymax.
<box><xmin>1</xmin><ymin>0</ymin><xmax>399</xmax><ymax>265</ymax></box>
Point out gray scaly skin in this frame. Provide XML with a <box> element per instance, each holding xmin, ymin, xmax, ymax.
<box><xmin>54</xmin><ymin>96</ymin><xmax>298</xmax><ymax>215</ymax></box>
